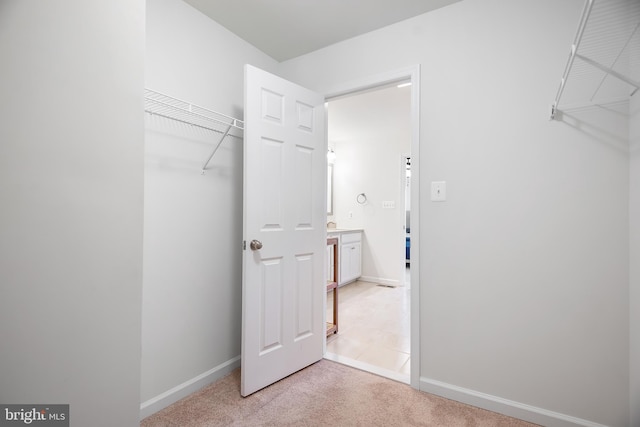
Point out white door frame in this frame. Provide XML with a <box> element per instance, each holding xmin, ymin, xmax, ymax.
<box><xmin>324</xmin><ymin>65</ymin><xmax>421</xmax><ymax>389</ymax></box>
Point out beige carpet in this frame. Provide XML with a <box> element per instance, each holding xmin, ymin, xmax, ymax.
<box><xmin>141</xmin><ymin>360</ymin><xmax>538</xmax><ymax>426</ymax></box>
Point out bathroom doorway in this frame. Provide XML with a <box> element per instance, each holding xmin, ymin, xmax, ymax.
<box><xmin>324</xmin><ymin>81</ymin><xmax>412</xmax><ymax>383</ymax></box>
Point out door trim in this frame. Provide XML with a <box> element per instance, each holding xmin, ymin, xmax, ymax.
<box><xmin>324</xmin><ymin>65</ymin><xmax>421</xmax><ymax>389</ymax></box>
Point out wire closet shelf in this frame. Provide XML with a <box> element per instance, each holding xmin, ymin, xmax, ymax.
<box><xmin>550</xmin><ymin>0</ymin><xmax>640</xmax><ymax>120</ymax></box>
<box><xmin>144</xmin><ymin>88</ymin><xmax>244</xmax><ymax>173</ymax></box>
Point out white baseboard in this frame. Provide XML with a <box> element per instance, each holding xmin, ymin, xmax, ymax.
<box><xmin>420</xmin><ymin>377</ymin><xmax>607</xmax><ymax>427</ymax></box>
<box><xmin>140</xmin><ymin>356</ymin><xmax>241</xmax><ymax>420</ymax></box>
<box><xmin>359</xmin><ymin>275</ymin><xmax>401</xmax><ymax>287</ymax></box>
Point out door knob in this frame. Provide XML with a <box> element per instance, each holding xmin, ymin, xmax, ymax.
<box><xmin>250</xmin><ymin>239</ymin><xmax>263</xmax><ymax>250</ymax></box>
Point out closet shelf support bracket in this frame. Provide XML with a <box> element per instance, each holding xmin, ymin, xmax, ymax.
<box><xmin>201</xmin><ymin>124</ymin><xmax>233</xmax><ymax>174</ymax></box>
<box><xmin>575</xmin><ymin>53</ymin><xmax>640</xmax><ymax>91</ymax></box>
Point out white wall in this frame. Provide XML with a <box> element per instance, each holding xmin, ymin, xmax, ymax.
<box><xmin>280</xmin><ymin>1</ymin><xmax>631</xmax><ymax>425</ymax></box>
<box><xmin>0</xmin><ymin>1</ymin><xmax>145</xmax><ymax>426</ymax></box>
<box><xmin>141</xmin><ymin>0</ymin><xmax>278</xmax><ymax>414</ymax></box>
<box><xmin>328</xmin><ymin>86</ymin><xmax>411</xmax><ymax>286</ymax></box>
<box><xmin>630</xmin><ymin>91</ymin><xmax>640</xmax><ymax>427</ymax></box>
<box><xmin>3</xmin><ymin>1</ymin><xmax>630</xmax><ymax>425</ymax></box>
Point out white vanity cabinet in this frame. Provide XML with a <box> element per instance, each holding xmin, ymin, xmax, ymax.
<box><xmin>339</xmin><ymin>232</ymin><xmax>362</xmax><ymax>285</ymax></box>
<box><xmin>327</xmin><ymin>230</ymin><xmax>362</xmax><ymax>286</ymax></box>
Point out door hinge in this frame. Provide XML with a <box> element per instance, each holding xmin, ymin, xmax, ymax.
<box><xmin>243</xmin><ymin>240</ymin><xmax>246</xmax><ymax>250</ymax></box>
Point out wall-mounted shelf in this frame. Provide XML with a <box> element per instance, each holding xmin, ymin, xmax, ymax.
<box><xmin>144</xmin><ymin>89</ymin><xmax>244</xmax><ymax>173</ymax></box>
<box><xmin>551</xmin><ymin>0</ymin><xmax>640</xmax><ymax>119</ymax></box>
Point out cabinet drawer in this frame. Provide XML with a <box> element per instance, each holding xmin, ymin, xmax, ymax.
<box><xmin>341</xmin><ymin>232</ymin><xmax>361</xmax><ymax>244</ymax></box>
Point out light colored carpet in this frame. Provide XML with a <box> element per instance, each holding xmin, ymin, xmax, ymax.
<box><xmin>141</xmin><ymin>360</ymin><xmax>538</xmax><ymax>426</ymax></box>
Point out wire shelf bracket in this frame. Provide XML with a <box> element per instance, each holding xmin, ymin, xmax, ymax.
<box><xmin>144</xmin><ymin>88</ymin><xmax>244</xmax><ymax>173</ymax></box>
<box><xmin>550</xmin><ymin>0</ymin><xmax>640</xmax><ymax>120</ymax></box>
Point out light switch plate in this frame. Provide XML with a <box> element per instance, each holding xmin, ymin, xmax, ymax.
<box><xmin>431</xmin><ymin>181</ymin><xmax>446</xmax><ymax>201</ymax></box>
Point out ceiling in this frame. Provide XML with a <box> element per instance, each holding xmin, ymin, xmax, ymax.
<box><xmin>182</xmin><ymin>0</ymin><xmax>462</xmax><ymax>62</ymax></box>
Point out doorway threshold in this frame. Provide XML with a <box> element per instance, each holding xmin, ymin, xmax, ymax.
<box><xmin>324</xmin><ymin>352</ymin><xmax>410</xmax><ymax>385</ymax></box>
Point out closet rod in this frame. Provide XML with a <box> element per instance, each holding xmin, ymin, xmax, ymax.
<box><xmin>575</xmin><ymin>54</ymin><xmax>640</xmax><ymax>90</ymax></box>
<box><xmin>556</xmin><ymin>96</ymin><xmax>628</xmax><ymax>113</ymax></box>
<box><xmin>551</xmin><ymin>0</ymin><xmax>595</xmax><ymax>120</ymax></box>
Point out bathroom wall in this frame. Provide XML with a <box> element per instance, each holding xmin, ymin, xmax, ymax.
<box><xmin>328</xmin><ymin>85</ymin><xmax>411</xmax><ymax>286</ymax></box>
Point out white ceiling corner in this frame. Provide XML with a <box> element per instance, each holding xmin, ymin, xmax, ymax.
<box><xmin>181</xmin><ymin>0</ymin><xmax>462</xmax><ymax>62</ymax></box>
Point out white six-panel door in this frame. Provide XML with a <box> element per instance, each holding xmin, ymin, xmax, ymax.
<box><xmin>241</xmin><ymin>65</ymin><xmax>326</xmax><ymax>396</ymax></box>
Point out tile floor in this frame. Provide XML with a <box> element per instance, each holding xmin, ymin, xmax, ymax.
<box><xmin>325</xmin><ymin>272</ymin><xmax>411</xmax><ymax>383</ymax></box>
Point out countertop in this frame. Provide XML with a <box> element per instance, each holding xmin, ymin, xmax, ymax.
<box><xmin>327</xmin><ymin>228</ymin><xmax>363</xmax><ymax>234</ymax></box>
